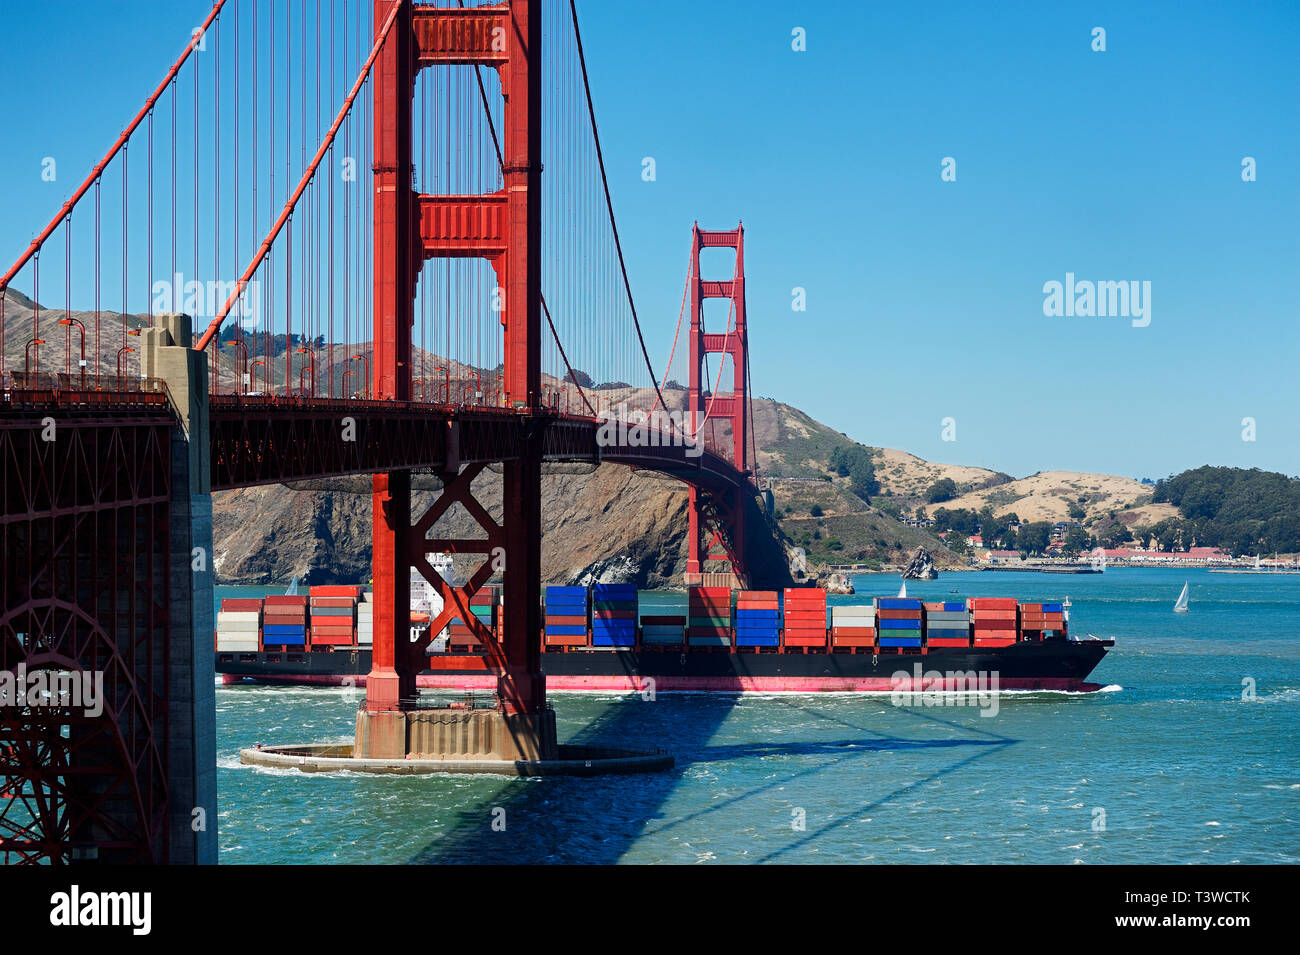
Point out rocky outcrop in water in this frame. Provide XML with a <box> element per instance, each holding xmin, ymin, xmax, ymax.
<box><xmin>901</xmin><ymin>547</ymin><xmax>939</xmax><ymax>580</ymax></box>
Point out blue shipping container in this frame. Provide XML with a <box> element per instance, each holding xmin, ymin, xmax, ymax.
<box><xmin>877</xmin><ymin>597</ymin><xmax>923</xmax><ymax>610</ymax></box>
<box><xmin>877</xmin><ymin>618</ymin><xmax>921</xmax><ymax>630</ymax></box>
<box><xmin>544</xmin><ymin>624</ymin><xmax>587</xmax><ymax>636</ymax></box>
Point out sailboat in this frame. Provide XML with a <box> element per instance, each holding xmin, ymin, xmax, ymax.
<box><xmin>284</xmin><ymin>574</ymin><xmax>300</xmax><ymax>596</ymax></box>
<box><xmin>897</xmin><ymin>581</ymin><xmax>907</xmax><ymax>599</ymax></box>
<box><xmin>1173</xmin><ymin>581</ymin><xmax>1189</xmax><ymax>613</ymax></box>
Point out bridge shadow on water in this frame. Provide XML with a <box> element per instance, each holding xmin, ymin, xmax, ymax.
<box><xmin>408</xmin><ymin>693</ymin><xmax>1019</xmax><ymax>865</ymax></box>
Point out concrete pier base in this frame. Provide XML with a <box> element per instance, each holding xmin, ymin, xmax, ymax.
<box><xmin>355</xmin><ymin>707</ymin><xmax>559</xmax><ymax>762</ymax></box>
<box><xmin>241</xmin><ymin>742</ymin><xmax>673</xmax><ymax>777</ymax></box>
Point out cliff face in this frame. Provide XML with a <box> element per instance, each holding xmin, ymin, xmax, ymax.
<box><xmin>213</xmin><ymin>464</ymin><xmax>692</xmax><ymax>589</ymax></box>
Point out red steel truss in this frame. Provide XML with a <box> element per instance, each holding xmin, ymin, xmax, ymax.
<box><xmin>0</xmin><ymin>404</ymin><xmax>173</xmax><ymax>864</ymax></box>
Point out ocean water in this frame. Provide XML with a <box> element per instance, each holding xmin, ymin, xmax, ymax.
<box><xmin>215</xmin><ymin>568</ymin><xmax>1299</xmax><ymax>864</ymax></box>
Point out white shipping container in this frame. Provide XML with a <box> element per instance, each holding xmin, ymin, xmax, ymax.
<box><xmin>217</xmin><ymin>610</ymin><xmax>261</xmax><ymax>623</ymax></box>
<box><xmin>216</xmin><ymin>641</ymin><xmax>259</xmax><ymax>652</ymax></box>
<box><xmin>831</xmin><ymin>605</ymin><xmax>876</xmax><ymax>618</ymax></box>
<box><xmin>215</xmin><ymin>620</ymin><xmax>259</xmax><ymax>634</ymax></box>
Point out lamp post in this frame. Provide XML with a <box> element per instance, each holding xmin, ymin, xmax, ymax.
<box><xmin>351</xmin><ymin>353</ymin><xmax>370</xmax><ymax>398</ymax></box>
<box><xmin>470</xmin><ymin>369</ymin><xmax>482</xmax><ymax>405</ymax></box>
<box><xmin>250</xmin><ymin>359</ymin><xmax>267</xmax><ymax>394</ymax></box>
<box><xmin>343</xmin><ymin>368</ymin><xmax>356</xmax><ymax>397</ymax></box>
<box><xmin>115</xmin><ymin>345</ymin><xmax>134</xmax><ymax>379</ymax></box>
<box><xmin>295</xmin><ymin>347</ymin><xmax>316</xmax><ymax>397</ymax></box>
<box><xmin>25</xmin><ymin>338</ymin><xmax>46</xmax><ymax>378</ymax></box>
<box><xmin>58</xmin><ymin>318</ymin><xmax>86</xmax><ymax>385</ymax></box>
<box><xmin>226</xmin><ymin>339</ymin><xmax>249</xmax><ymax>394</ymax></box>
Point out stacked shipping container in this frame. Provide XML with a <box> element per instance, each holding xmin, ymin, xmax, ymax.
<box><xmin>262</xmin><ymin>595</ymin><xmax>308</xmax><ymax>647</ymax></box>
<box><xmin>592</xmin><ymin>583</ymin><xmax>637</xmax><ymax>647</ymax></box>
<box><xmin>449</xmin><ymin>587</ymin><xmax>498</xmax><ymax>651</ymax></box>
<box><xmin>216</xmin><ymin>598</ymin><xmax>261</xmax><ymax>653</ymax></box>
<box><xmin>309</xmin><ymin>585</ymin><xmax>361</xmax><ymax>647</ymax></box>
<box><xmin>925</xmin><ymin>601</ymin><xmax>971</xmax><ymax>648</ymax></box>
<box><xmin>544</xmin><ymin>586</ymin><xmax>589</xmax><ymax>647</ymax></box>
<box><xmin>1018</xmin><ymin>601</ymin><xmax>1065</xmax><ymax>641</ymax></box>
<box><xmin>688</xmin><ymin>586</ymin><xmax>732</xmax><ymax>647</ymax></box>
<box><xmin>970</xmin><ymin>597</ymin><xmax>1018</xmax><ymax>647</ymax></box>
<box><xmin>641</xmin><ymin>614</ymin><xmax>686</xmax><ymax>647</ymax></box>
<box><xmin>830</xmin><ymin>602</ymin><xmax>876</xmax><ymax>649</ymax></box>
<box><xmin>357</xmin><ymin>592</ymin><xmax>373</xmax><ymax>646</ymax></box>
<box><xmin>876</xmin><ymin>597</ymin><xmax>923</xmax><ymax>649</ymax></box>
<box><xmin>735</xmin><ymin>590</ymin><xmax>780</xmax><ymax>647</ymax></box>
<box><xmin>783</xmin><ymin>588</ymin><xmax>828</xmax><ymax>648</ymax></box>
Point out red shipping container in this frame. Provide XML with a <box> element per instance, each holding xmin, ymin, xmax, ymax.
<box><xmin>972</xmin><ymin>609</ymin><xmax>1017</xmax><ymax>621</ymax></box>
<box><xmin>265</xmin><ymin>595</ymin><xmax>308</xmax><ymax>606</ymax></box>
<box><xmin>310</xmin><ymin>633</ymin><xmax>354</xmax><ymax>646</ymax></box>
<box><xmin>877</xmin><ymin>608</ymin><xmax>923</xmax><ymax>619</ymax></box>
<box><xmin>927</xmin><ymin>637</ymin><xmax>971</xmax><ymax>648</ymax></box>
<box><xmin>736</xmin><ymin>599</ymin><xmax>778</xmax><ymax>610</ymax></box>
<box><xmin>687</xmin><ymin>626</ymin><xmax>730</xmax><ymax>638</ymax></box>
<box><xmin>831</xmin><ymin>626</ymin><xmax>876</xmax><ymax>637</ymax></box>
<box><xmin>545</xmin><ymin>615</ymin><xmax>587</xmax><ymax>626</ymax></box>
<box><xmin>739</xmin><ymin>590</ymin><xmax>778</xmax><ymax>600</ymax></box>
<box><xmin>785</xmin><ymin>634</ymin><xmax>827</xmax><ymax>647</ymax></box>
<box><xmin>641</xmin><ymin>615</ymin><xmax>686</xmax><ymax>625</ymax></box>
<box><xmin>969</xmin><ymin>597</ymin><xmax>1018</xmax><ymax>610</ymax></box>
<box><xmin>922</xmin><ymin>602</ymin><xmax>945</xmax><ymax>612</ymax></box>
<box><xmin>1019</xmin><ymin>603</ymin><xmax>1043</xmax><ymax>612</ymax></box>
<box><xmin>544</xmin><ymin>633</ymin><xmax>588</xmax><ymax>646</ymax></box>
<box><xmin>310</xmin><ymin>596</ymin><xmax>355</xmax><ymax>608</ymax></box>
<box><xmin>263</xmin><ymin>613</ymin><xmax>307</xmax><ymax>624</ymax></box>
<box><xmin>309</xmin><ymin>585</ymin><xmax>362</xmax><ymax>597</ymax></box>
<box><xmin>784</xmin><ymin>595</ymin><xmax>826</xmax><ymax>606</ymax></box>
<box><xmin>973</xmin><ymin>620</ymin><xmax>1017</xmax><ymax>632</ymax></box>
<box><xmin>220</xmin><ymin>598</ymin><xmax>264</xmax><ymax>611</ymax></box>
<box><xmin>690</xmin><ymin>586</ymin><xmax>731</xmax><ymax>597</ymax></box>
<box><xmin>689</xmin><ymin>600</ymin><xmax>732</xmax><ymax>613</ymax></box>
<box><xmin>973</xmin><ymin>637</ymin><xmax>1016</xmax><ymax>647</ymax></box>
<box><xmin>832</xmin><ymin>635</ymin><xmax>875</xmax><ymax>647</ymax></box>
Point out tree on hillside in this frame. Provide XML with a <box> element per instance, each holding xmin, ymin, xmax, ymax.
<box><xmin>1015</xmin><ymin>521</ymin><xmax>1052</xmax><ymax>555</ymax></box>
<box><xmin>828</xmin><ymin>443</ymin><xmax>879</xmax><ymax>503</ymax></box>
<box><xmin>926</xmin><ymin>477</ymin><xmax>958</xmax><ymax>503</ymax></box>
<box><xmin>1062</xmin><ymin>525</ymin><xmax>1091</xmax><ymax>557</ymax></box>
<box><xmin>1068</xmin><ymin>503</ymin><xmax>1086</xmax><ymax>520</ymax></box>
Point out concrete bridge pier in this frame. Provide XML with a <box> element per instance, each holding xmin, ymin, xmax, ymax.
<box><xmin>141</xmin><ymin>313</ymin><xmax>217</xmax><ymax>864</ymax></box>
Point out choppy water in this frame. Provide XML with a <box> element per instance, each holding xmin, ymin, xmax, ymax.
<box><xmin>215</xmin><ymin>568</ymin><xmax>1298</xmax><ymax>863</ymax></box>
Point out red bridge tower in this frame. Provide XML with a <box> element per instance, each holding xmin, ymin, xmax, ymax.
<box><xmin>686</xmin><ymin>223</ymin><xmax>751</xmax><ymax>588</ymax></box>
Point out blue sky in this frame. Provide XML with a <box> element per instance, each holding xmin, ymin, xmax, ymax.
<box><xmin>1</xmin><ymin>0</ymin><xmax>1297</xmax><ymax>480</ymax></box>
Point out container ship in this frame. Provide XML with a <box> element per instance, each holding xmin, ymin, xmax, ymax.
<box><xmin>216</xmin><ymin>580</ymin><xmax>1114</xmax><ymax>693</ymax></box>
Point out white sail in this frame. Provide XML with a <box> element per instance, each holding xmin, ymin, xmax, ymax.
<box><xmin>285</xmin><ymin>574</ymin><xmax>299</xmax><ymax>596</ymax></box>
<box><xmin>1173</xmin><ymin>581</ymin><xmax>1189</xmax><ymax>612</ymax></box>
<box><xmin>898</xmin><ymin>581</ymin><xmax>907</xmax><ymax>598</ymax></box>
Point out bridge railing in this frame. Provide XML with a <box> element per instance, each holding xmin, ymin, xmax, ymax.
<box><xmin>2</xmin><ymin>372</ymin><xmax>175</xmax><ymax>412</ymax></box>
